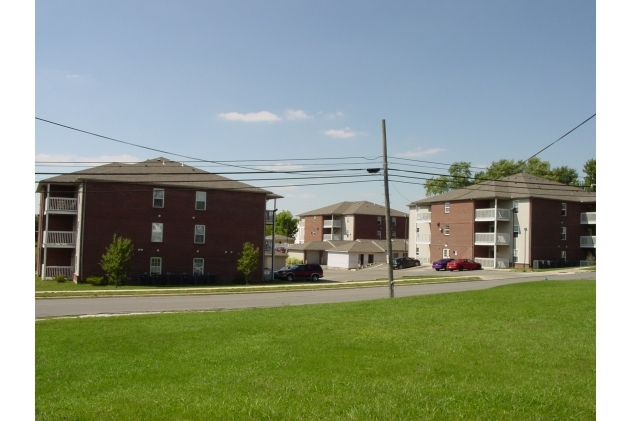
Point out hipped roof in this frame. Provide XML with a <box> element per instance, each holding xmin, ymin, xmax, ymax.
<box><xmin>37</xmin><ymin>157</ymin><xmax>282</xmax><ymax>198</ymax></box>
<box><xmin>298</xmin><ymin>201</ymin><xmax>407</xmax><ymax>217</ymax></box>
<box><xmin>409</xmin><ymin>173</ymin><xmax>595</xmax><ymax>206</ymax></box>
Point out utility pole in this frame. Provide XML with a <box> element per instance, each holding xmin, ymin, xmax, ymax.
<box><xmin>382</xmin><ymin>119</ymin><xmax>395</xmax><ymax>298</ymax></box>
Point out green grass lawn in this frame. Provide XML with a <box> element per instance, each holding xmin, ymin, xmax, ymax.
<box><xmin>36</xmin><ymin>280</ymin><xmax>595</xmax><ymax>420</ymax></box>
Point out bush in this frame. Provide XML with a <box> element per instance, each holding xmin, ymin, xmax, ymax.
<box><xmin>53</xmin><ymin>275</ymin><xmax>69</xmax><ymax>283</ymax></box>
<box><xmin>86</xmin><ymin>276</ymin><xmax>108</xmax><ymax>286</ymax></box>
<box><xmin>285</xmin><ymin>257</ymin><xmax>303</xmax><ymax>266</ymax></box>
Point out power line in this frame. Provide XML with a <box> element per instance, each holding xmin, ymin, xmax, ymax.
<box><xmin>526</xmin><ymin>114</ymin><xmax>596</xmax><ymax>161</ymax></box>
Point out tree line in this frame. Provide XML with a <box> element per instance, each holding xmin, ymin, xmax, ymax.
<box><xmin>424</xmin><ymin>157</ymin><xmax>595</xmax><ymax>196</ymax></box>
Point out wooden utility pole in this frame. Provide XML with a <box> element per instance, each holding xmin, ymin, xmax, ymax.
<box><xmin>382</xmin><ymin>119</ymin><xmax>395</xmax><ymax>298</ymax></box>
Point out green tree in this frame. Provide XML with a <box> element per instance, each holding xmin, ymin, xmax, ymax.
<box><xmin>583</xmin><ymin>158</ymin><xmax>596</xmax><ymax>191</ymax></box>
<box><xmin>265</xmin><ymin>210</ymin><xmax>299</xmax><ymax>237</ymax></box>
<box><xmin>474</xmin><ymin>159</ymin><xmax>523</xmax><ymax>182</ymax></box>
<box><xmin>549</xmin><ymin>165</ymin><xmax>579</xmax><ymax>185</ymax></box>
<box><xmin>424</xmin><ymin>162</ymin><xmax>473</xmax><ymax>196</ymax></box>
<box><xmin>237</xmin><ymin>242</ymin><xmax>259</xmax><ymax>285</ymax></box>
<box><xmin>100</xmin><ymin>234</ymin><xmax>134</xmax><ymax>287</ymax></box>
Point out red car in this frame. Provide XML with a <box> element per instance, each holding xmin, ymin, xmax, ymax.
<box><xmin>446</xmin><ymin>259</ymin><xmax>482</xmax><ymax>271</ymax></box>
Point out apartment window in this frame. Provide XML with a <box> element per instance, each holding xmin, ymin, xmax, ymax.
<box><xmin>193</xmin><ymin>258</ymin><xmax>204</xmax><ymax>275</ymax></box>
<box><xmin>392</xmin><ymin>231</ymin><xmax>396</xmax><ymax>239</ymax></box>
<box><xmin>150</xmin><ymin>257</ymin><xmax>162</xmax><ymax>275</ymax></box>
<box><xmin>195</xmin><ymin>191</ymin><xmax>207</xmax><ymax>210</ymax></box>
<box><xmin>561</xmin><ymin>250</ymin><xmax>566</xmax><ymax>262</ymax></box>
<box><xmin>445</xmin><ymin>202</ymin><xmax>450</xmax><ymax>213</ymax></box>
<box><xmin>313</xmin><ymin>216</ymin><xmax>316</xmax><ymax>221</ymax></box>
<box><xmin>444</xmin><ymin>224</ymin><xmax>450</xmax><ymax>235</ymax></box>
<box><xmin>377</xmin><ymin>231</ymin><xmax>381</xmax><ymax>239</ymax></box>
<box><xmin>443</xmin><ymin>249</ymin><xmax>450</xmax><ymax>258</ymax></box>
<box><xmin>377</xmin><ymin>216</ymin><xmax>382</xmax><ymax>225</ymax></box>
<box><xmin>153</xmin><ymin>189</ymin><xmax>164</xmax><ymax>208</ymax></box>
<box><xmin>561</xmin><ymin>203</ymin><xmax>567</xmax><ymax>216</ymax></box>
<box><xmin>513</xmin><ymin>200</ymin><xmax>519</xmax><ymax>213</ymax></box>
<box><xmin>415</xmin><ymin>247</ymin><xmax>419</xmax><ymax>255</ymax></box>
<box><xmin>561</xmin><ymin>226</ymin><xmax>566</xmax><ymax>241</ymax></box>
<box><xmin>194</xmin><ymin>225</ymin><xmax>206</xmax><ymax>244</ymax></box>
<box><xmin>391</xmin><ymin>217</ymin><xmax>396</xmax><ymax>226</ymax></box>
<box><xmin>513</xmin><ymin>224</ymin><xmax>519</xmax><ymax>235</ymax></box>
<box><xmin>513</xmin><ymin>248</ymin><xmax>519</xmax><ymax>260</ymax></box>
<box><xmin>151</xmin><ymin>223</ymin><xmax>163</xmax><ymax>242</ymax></box>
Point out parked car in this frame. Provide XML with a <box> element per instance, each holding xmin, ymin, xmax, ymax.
<box><xmin>274</xmin><ymin>264</ymin><xmax>323</xmax><ymax>282</ymax></box>
<box><xmin>275</xmin><ymin>247</ymin><xmax>286</xmax><ymax>253</ymax></box>
<box><xmin>446</xmin><ymin>259</ymin><xmax>482</xmax><ymax>271</ymax></box>
<box><xmin>432</xmin><ymin>258</ymin><xmax>455</xmax><ymax>271</ymax></box>
<box><xmin>391</xmin><ymin>257</ymin><xmax>421</xmax><ymax>269</ymax></box>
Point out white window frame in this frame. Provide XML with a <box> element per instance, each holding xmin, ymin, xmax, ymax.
<box><xmin>377</xmin><ymin>231</ymin><xmax>381</xmax><ymax>239</ymax></box>
<box><xmin>153</xmin><ymin>189</ymin><xmax>165</xmax><ymax>208</ymax></box>
<box><xmin>195</xmin><ymin>191</ymin><xmax>207</xmax><ymax>210</ymax></box>
<box><xmin>193</xmin><ymin>258</ymin><xmax>204</xmax><ymax>275</ymax></box>
<box><xmin>561</xmin><ymin>203</ymin><xmax>567</xmax><ymax>216</ymax></box>
<box><xmin>151</xmin><ymin>223</ymin><xmax>163</xmax><ymax>242</ymax></box>
<box><xmin>561</xmin><ymin>226</ymin><xmax>566</xmax><ymax>241</ymax></box>
<box><xmin>444</xmin><ymin>224</ymin><xmax>450</xmax><ymax>235</ymax></box>
<box><xmin>392</xmin><ymin>231</ymin><xmax>396</xmax><ymax>239</ymax></box>
<box><xmin>194</xmin><ymin>225</ymin><xmax>206</xmax><ymax>244</ymax></box>
<box><xmin>513</xmin><ymin>200</ymin><xmax>519</xmax><ymax>213</ymax></box>
<box><xmin>561</xmin><ymin>250</ymin><xmax>566</xmax><ymax>261</ymax></box>
<box><xmin>150</xmin><ymin>257</ymin><xmax>162</xmax><ymax>275</ymax></box>
<box><xmin>377</xmin><ymin>216</ymin><xmax>382</xmax><ymax>225</ymax></box>
<box><xmin>513</xmin><ymin>248</ymin><xmax>519</xmax><ymax>260</ymax></box>
<box><xmin>391</xmin><ymin>217</ymin><xmax>396</xmax><ymax>226</ymax></box>
<box><xmin>442</xmin><ymin>248</ymin><xmax>450</xmax><ymax>258</ymax></box>
<box><xmin>513</xmin><ymin>224</ymin><xmax>519</xmax><ymax>234</ymax></box>
<box><xmin>445</xmin><ymin>202</ymin><xmax>450</xmax><ymax>213</ymax></box>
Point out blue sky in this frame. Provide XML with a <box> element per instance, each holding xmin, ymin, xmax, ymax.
<box><xmin>35</xmin><ymin>0</ymin><xmax>595</xmax><ymax>215</ymax></box>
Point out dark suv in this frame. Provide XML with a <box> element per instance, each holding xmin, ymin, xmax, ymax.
<box><xmin>275</xmin><ymin>264</ymin><xmax>323</xmax><ymax>282</ymax></box>
<box><xmin>391</xmin><ymin>257</ymin><xmax>421</xmax><ymax>269</ymax></box>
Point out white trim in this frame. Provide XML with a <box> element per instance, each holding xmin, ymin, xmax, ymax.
<box><xmin>195</xmin><ymin>191</ymin><xmax>207</xmax><ymax>210</ymax></box>
<box><xmin>193</xmin><ymin>258</ymin><xmax>204</xmax><ymax>275</ymax></box>
<box><xmin>153</xmin><ymin>188</ymin><xmax>165</xmax><ymax>208</ymax></box>
<box><xmin>194</xmin><ymin>224</ymin><xmax>206</xmax><ymax>244</ymax></box>
<box><xmin>150</xmin><ymin>257</ymin><xmax>162</xmax><ymax>275</ymax></box>
<box><xmin>151</xmin><ymin>223</ymin><xmax>163</xmax><ymax>242</ymax></box>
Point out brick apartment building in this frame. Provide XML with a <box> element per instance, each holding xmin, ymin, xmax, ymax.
<box><xmin>296</xmin><ymin>201</ymin><xmax>409</xmax><ymax>243</ymax></box>
<box><xmin>408</xmin><ymin>173</ymin><xmax>596</xmax><ymax>268</ymax></box>
<box><xmin>36</xmin><ymin>157</ymin><xmax>281</xmax><ymax>283</ymax></box>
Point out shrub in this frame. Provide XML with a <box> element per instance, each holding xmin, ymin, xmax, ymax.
<box><xmin>100</xmin><ymin>234</ymin><xmax>134</xmax><ymax>288</ymax></box>
<box><xmin>285</xmin><ymin>257</ymin><xmax>303</xmax><ymax>266</ymax></box>
<box><xmin>86</xmin><ymin>276</ymin><xmax>108</xmax><ymax>286</ymax></box>
<box><xmin>53</xmin><ymin>275</ymin><xmax>69</xmax><ymax>283</ymax></box>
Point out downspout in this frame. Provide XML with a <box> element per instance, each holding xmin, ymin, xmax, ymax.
<box><xmin>494</xmin><ymin>199</ymin><xmax>498</xmax><ymax>269</ymax></box>
<box><xmin>79</xmin><ymin>182</ymin><xmax>87</xmax><ymax>283</ymax></box>
<box><xmin>42</xmin><ymin>184</ymin><xmax>50</xmax><ymax>278</ymax></box>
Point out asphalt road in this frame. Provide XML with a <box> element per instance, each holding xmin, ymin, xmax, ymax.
<box><xmin>35</xmin><ymin>267</ymin><xmax>595</xmax><ymax>319</ymax></box>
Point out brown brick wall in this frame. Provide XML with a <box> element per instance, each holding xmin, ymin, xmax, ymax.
<box><xmin>530</xmin><ymin>198</ymin><xmax>594</xmax><ymax>263</ymax></box>
<box><xmin>303</xmin><ymin>215</ymin><xmax>323</xmax><ymax>241</ymax></box>
<box><xmin>76</xmin><ymin>182</ymin><xmax>267</xmax><ymax>283</ymax></box>
<box><xmin>351</xmin><ymin>215</ymin><xmax>408</xmax><ymax>240</ymax></box>
<box><xmin>429</xmin><ymin>201</ymin><xmax>475</xmax><ymax>261</ymax></box>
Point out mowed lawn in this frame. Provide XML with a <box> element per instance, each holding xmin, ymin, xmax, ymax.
<box><xmin>36</xmin><ymin>280</ymin><xmax>595</xmax><ymax>420</ymax></box>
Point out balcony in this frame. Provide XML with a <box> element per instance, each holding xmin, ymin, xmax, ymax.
<box><xmin>43</xmin><ymin>266</ymin><xmax>74</xmax><ymax>279</ymax></box>
<box><xmin>474</xmin><ymin>232</ymin><xmax>511</xmax><ymax>246</ymax></box>
<box><xmin>265</xmin><ymin>211</ymin><xmax>275</xmax><ymax>225</ymax></box>
<box><xmin>323</xmin><ymin>220</ymin><xmax>342</xmax><ymax>228</ymax></box>
<box><xmin>580</xmin><ymin>236</ymin><xmax>596</xmax><ymax>248</ymax></box>
<box><xmin>323</xmin><ymin>234</ymin><xmax>342</xmax><ymax>241</ymax></box>
<box><xmin>43</xmin><ymin>231</ymin><xmax>77</xmax><ymax>248</ymax></box>
<box><xmin>416</xmin><ymin>233</ymin><xmax>430</xmax><ymax>244</ymax></box>
<box><xmin>580</xmin><ymin>212</ymin><xmax>596</xmax><ymax>224</ymax></box>
<box><xmin>475</xmin><ymin>208</ymin><xmax>511</xmax><ymax>221</ymax></box>
<box><xmin>474</xmin><ymin>257</ymin><xmax>509</xmax><ymax>269</ymax></box>
<box><xmin>416</xmin><ymin>212</ymin><xmax>431</xmax><ymax>223</ymax></box>
<box><xmin>45</xmin><ymin>197</ymin><xmax>78</xmax><ymax>214</ymax></box>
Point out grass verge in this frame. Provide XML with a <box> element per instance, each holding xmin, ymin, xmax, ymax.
<box><xmin>36</xmin><ymin>280</ymin><xmax>595</xmax><ymax>420</ymax></box>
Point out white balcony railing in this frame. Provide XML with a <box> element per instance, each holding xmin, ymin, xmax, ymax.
<box><xmin>474</xmin><ymin>257</ymin><xmax>509</xmax><ymax>268</ymax></box>
<box><xmin>44</xmin><ymin>231</ymin><xmax>77</xmax><ymax>247</ymax></box>
<box><xmin>323</xmin><ymin>220</ymin><xmax>342</xmax><ymax>228</ymax></box>
<box><xmin>475</xmin><ymin>208</ymin><xmax>511</xmax><ymax>221</ymax></box>
<box><xmin>580</xmin><ymin>212</ymin><xmax>596</xmax><ymax>224</ymax></box>
<box><xmin>416</xmin><ymin>212</ymin><xmax>431</xmax><ymax>222</ymax></box>
<box><xmin>474</xmin><ymin>232</ymin><xmax>511</xmax><ymax>245</ymax></box>
<box><xmin>45</xmin><ymin>197</ymin><xmax>78</xmax><ymax>214</ymax></box>
<box><xmin>323</xmin><ymin>234</ymin><xmax>342</xmax><ymax>241</ymax></box>
<box><xmin>43</xmin><ymin>266</ymin><xmax>74</xmax><ymax>279</ymax></box>
<box><xmin>580</xmin><ymin>236</ymin><xmax>596</xmax><ymax>248</ymax></box>
<box><xmin>416</xmin><ymin>233</ymin><xmax>430</xmax><ymax>244</ymax></box>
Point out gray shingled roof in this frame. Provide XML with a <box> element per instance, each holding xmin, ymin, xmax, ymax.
<box><xmin>298</xmin><ymin>201</ymin><xmax>407</xmax><ymax>217</ymax></box>
<box><xmin>287</xmin><ymin>239</ymin><xmax>408</xmax><ymax>253</ymax></box>
<box><xmin>36</xmin><ymin>157</ymin><xmax>282</xmax><ymax>198</ymax></box>
<box><xmin>409</xmin><ymin>173</ymin><xmax>595</xmax><ymax>206</ymax></box>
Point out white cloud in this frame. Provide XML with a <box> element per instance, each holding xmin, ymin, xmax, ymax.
<box><xmin>255</xmin><ymin>163</ymin><xmax>305</xmax><ymax>171</ymax></box>
<box><xmin>35</xmin><ymin>154</ymin><xmax>140</xmax><ymax>166</ymax></box>
<box><xmin>394</xmin><ymin>147</ymin><xmax>446</xmax><ymax>158</ymax></box>
<box><xmin>284</xmin><ymin>109</ymin><xmax>311</xmax><ymax>120</ymax></box>
<box><xmin>320</xmin><ymin>111</ymin><xmax>345</xmax><ymax>119</ymax></box>
<box><xmin>217</xmin><ymin>111</ymin><xmax>281</xmax><ymax>122</ymax></box>
<box><xmin>324</xmin><ymin>127</ymin><xmax>357</xmax><ymax>138</ymax></box>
